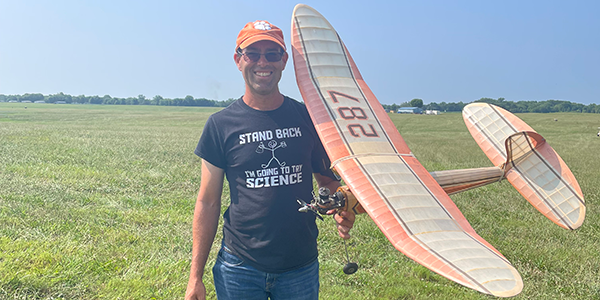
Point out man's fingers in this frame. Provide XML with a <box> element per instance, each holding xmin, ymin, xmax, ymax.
<box><xmin>337</xmin><ymin>224</ymin><xmax>351</xmax><ymax>239</ymax></box>
<box><xmin>334</xmin><ymin>211</ymin><xmax>355</xmax><ymax>226</ymax></box>
<box><xmin>333</xmin><ymin>210</ymin><xmax>355</xmax><ymax>239</ymax></box>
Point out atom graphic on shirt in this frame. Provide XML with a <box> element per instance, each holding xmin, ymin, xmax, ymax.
<box><xmin>256</xmin><ymin>140</ymin><xmax>287</xmax><ymax>168</ymax></box>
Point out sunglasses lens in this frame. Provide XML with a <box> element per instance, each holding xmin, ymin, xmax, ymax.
<box><xmin>244</xmin><ymin>53</ymin><xmax>261</xmax><ymax>62</ymax></box>
<box><xmin>265</xmin><ymin>52</ymin><xmax>282</xmax><ymax>62</ymax></box>
<box><xmin>242</xmin><ymin>52</ymin><xmax>283</xmax><ymax>62</ymax></box>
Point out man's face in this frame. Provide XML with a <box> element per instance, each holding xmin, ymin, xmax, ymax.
<box><xmin>235</xmin><ymin>40</ymin><xmax>288</xmax><ymax>97</ymax></box>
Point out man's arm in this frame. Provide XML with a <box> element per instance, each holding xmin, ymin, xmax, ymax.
<box><xmin>314</xmin><ymin>173</ymin><xmax>355</xmax><ymax>240</ymax></box>
<box><xmin>185</xmin><ymin>159</ymin><xmax>225</xmax><ymax>300</ymax></box>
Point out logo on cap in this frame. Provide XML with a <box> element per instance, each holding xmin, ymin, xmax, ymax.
<box><xmin>254</xmin><ymin>21</ymin><xmax>272</xmax><ymax>31</ymax></box>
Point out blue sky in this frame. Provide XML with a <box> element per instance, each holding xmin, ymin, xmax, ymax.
<box><xmin>1</xmin><ymin>0</ymin><xmax>599</xmax><ymax>104</ymax></box>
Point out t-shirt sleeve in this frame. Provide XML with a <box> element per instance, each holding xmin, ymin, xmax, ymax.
<box><xmin>195</xmin><ymin>116</ymin><xmax>227</xmax><ymax>169</ymax></box>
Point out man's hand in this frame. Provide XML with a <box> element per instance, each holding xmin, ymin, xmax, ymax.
<box><xmin>185</xmin><ymin>277</ymin><xmax>206</xmax><ymax>300</ymax></box>
<box><xmin>333</xmin><ymin>210</ymin><xmax>355</xmax><ymax>239</ymax></box>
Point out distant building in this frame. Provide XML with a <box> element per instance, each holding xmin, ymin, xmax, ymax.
<box><xmin>34</xmin><ymin>100</ymin><xmax>46</xmax><ymax>103</ymax></box>
<box><xmin>425</xmin><ymin>110</ymin><xmax>440</xmax><ymax>115</ymax></box>
<box><xmin>8</xmin><ymin>100</ymin><xmax>18</xmax><ymax>103</ymax></box>
<box><xmin>21</xmin><ymin>100</ymin><xmax>32</xmax><ymax>103</ymax></box>
<box><xmin>54</xmin><ymin>101</ymin><xmax>67</xmax><ymax>104</ymax></box>
<box><xmin>397</xmin><ymin>107</ymin><xmax>422</xmax><ymax>114</ymax></box>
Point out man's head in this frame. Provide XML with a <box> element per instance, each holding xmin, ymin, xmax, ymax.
<box><xmin>234</xmin><ymin>21</ymin><xmax>288</xmax><ymax>99</ymax></box>
<box><xmin>235</xmin><ymin>21</ymin><xmax>286</xmax><ymax>52</ymax></box>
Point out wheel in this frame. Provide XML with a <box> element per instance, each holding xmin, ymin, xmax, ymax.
<box><xmin>343</xmin><ymin>262</ymin><xmax>358</xmax><ymax>274</ymax></box>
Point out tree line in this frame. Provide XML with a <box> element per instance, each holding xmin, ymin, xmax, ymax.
<box><xmin>2</xmin><ymin>93</ymin><xmax>599</xmax><ymax>114</ymax></box>
<box><xmin>382</xmin><ymin>97</ymin><xmax>600</xmax><ymax>113</ymax></box>
<box><xmin>0</xmin><ymin>93</ymin><xmax>236</xmax><ymax>107</ymax></box>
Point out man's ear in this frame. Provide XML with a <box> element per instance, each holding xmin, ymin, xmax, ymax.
<box><xmin>281</xmin><ymin>52</ymin><xmax>289</xmax><ymax>70</ymax></box>
<box><xmin>234</xmin><ymin>53</ymin><xmax>242</xmax><ymax>71</ymax></box>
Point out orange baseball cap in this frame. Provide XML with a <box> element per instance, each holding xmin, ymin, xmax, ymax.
<box><xmin>236</xmin><ymin>20</ymin><xmax>286</xmax><ymax>51</ymax></box>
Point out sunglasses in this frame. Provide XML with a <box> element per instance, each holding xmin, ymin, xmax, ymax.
<box><xmin>237</xmin><ymin>50</ymin><xmax>284</xmax><ymax>62</ymax></box>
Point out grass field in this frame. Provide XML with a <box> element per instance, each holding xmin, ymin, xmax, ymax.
<box><xmin>1</xmin><ymin>103</ymin><xmax>599</xmax><ymax>299</ymax></box>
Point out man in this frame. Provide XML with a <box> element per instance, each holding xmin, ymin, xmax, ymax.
<box><xmin>185</xmin><ymin>20</ymin><xmax>355</xmax><ymax>300</ymax></box>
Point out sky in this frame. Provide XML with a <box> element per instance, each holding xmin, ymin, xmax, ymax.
<box><xmin>1</xmin><ymin>0</ymin><xmax>599</xmax><ymax>105</ymax></box>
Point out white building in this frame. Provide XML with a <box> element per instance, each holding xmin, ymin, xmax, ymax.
<box><xmin>425</xmin><ymin>110</ymin><xmax>440</xmax><ymax>115</ymax></box>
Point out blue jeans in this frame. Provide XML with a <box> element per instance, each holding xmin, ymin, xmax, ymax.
<box><xmin>213</xmin><ymin>245</ymin><xmax>319</xmax><ymax>300</ymax></box>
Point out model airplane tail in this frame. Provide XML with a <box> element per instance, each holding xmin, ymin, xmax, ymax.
<box><xmin>413</xmin><ymin>105</ymin><xmax>586</xmax><ymax>231</ymax></box>
<box><xmin>462</xmin><ymin>103</ymin><xmax>586</xmax><ymax>230</ymax></box>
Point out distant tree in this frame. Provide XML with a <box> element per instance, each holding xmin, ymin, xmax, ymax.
<box><xmin>159</xmin><ymin>97</ymin><xmax>172</xmax><ymax>106</ymax></box>
<box><xmin>184</xmin><ymin>95</ymin><xmax>194</xmax><ymax>106</ymax></box>
<box><xmin>73</xmin><ymin>95</ymin><xmax>87</xmax><ymax>104</ymax></box>
<box><xmin>48</xmin><ymin>92</ymin><xmax>72</xmax><ymax>103</ymax></box>
<box><xmin>217</xmin><ymin>98</ymin><xmax>237</xmax><ymax>107</ymax></box>
<box><xmin>110</xmin><ymin>97</ymin><xmax>122</xmax><ymax>105</ymax></box>
<box><xmin>196</xmin><ymin>98</ymin><xmax>216</xmax><ymax>106</ymax></box>
<box><xmin>125</xmin><ymin>97</ymin><xmax>138</xmax><ymax>105</ymax></box>
<box><xmin>152</xmin><ymin>95</ymin><xmax>163</xmax><ymax>105</ymax></box>
<box><xmin>138</xmin><ymin>94</ymin><xmax>151</xmax><ymax>105</ymax></box>
<box><xmin>424</xmin><ymin>102</ymin><xmax>441</xmax><ymax>110</ymax></box>
<box><xmin>102</xmin><ymin>95</ymin><xmax>113</xmax><ymax>104</ymax></box>
<box><xmin>172</xmin><ymin>98</ymin><xmax>183</xmax><ymax>106</ymax></box>
<box><xmin>21</xmin><ymin>93</ymin><xmax>44</xmax><ymax>101</ymax></box>
<box><xmin>89</xmin><ymin>95</ymin><xmax>102</xmax><ymax>104</ymax></box>
<box><xmin>439</xmin><ymin>102</ymin><xmax>448</xmax><ymax>112</ymax></box>
<box><xmin>409</xmin><ymin>98</ymin><xmax>423</xmax><ymax>108</ymax></box>
<box><xmin>381</xmin><ymin>103</ymin><xmax>401</xmax><ymax>111</ymax></box>
<box><xmin>475</xmin><ymin>97</ymin><xmax>513</xmax><ymax>111</ymax></box>
<box><xmin>584</xmin><ymin>103</ymin><xmax>598</xmax><ymax>113</ymax></box>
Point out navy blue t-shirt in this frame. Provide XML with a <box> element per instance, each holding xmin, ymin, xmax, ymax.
<box><xmin>195</xmin><ymin>96</ymin><xmax>334</xmax><ymax>273</ymax></box>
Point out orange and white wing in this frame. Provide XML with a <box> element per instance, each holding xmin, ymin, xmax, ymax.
<box><xmin>292</xmin><ymin>4</ymin><xmax>522</xmax><ymax>297</ymax></box>
<box><xmin>463</xmin><ymin>103</ymin><xmax>585</xmax><ymax>230</ymax></box>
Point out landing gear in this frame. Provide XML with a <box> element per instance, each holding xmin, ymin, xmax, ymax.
<box><xmin>298</xmin><ymin>187</ymin><xmax>358</xmax><ymax>275</ymax></box>
<box><xmin>342</xmin><ymin>239</ymin><xmax>358</xmax><ymax>275</ymax></box>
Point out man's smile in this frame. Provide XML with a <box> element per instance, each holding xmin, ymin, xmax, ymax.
<box><xmin>254</xmin><ymin>71</ymin><xmax>273</xmax><ymax>77</ymax></box>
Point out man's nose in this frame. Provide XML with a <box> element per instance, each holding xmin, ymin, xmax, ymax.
<box><xmin>256</xmin><ymin>55</ymin><xmax>270</xmax><ymax>65</ymax></box>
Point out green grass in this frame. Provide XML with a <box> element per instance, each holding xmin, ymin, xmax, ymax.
<box><xmin>1</xmin><ymin>103</ymin><xmax>599</xmax><ymax>299</ymax></box>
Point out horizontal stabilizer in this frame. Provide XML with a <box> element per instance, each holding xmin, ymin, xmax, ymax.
<box><xmin>463</xmin><ymin>103</ymin><xmax>585</xmax><ymax>230</ymax></box>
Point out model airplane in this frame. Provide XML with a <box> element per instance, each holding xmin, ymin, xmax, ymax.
<box><xmin>291</xmin><ymin>4</ymin><xmax>585</xmax><ymax>297</ymax></box>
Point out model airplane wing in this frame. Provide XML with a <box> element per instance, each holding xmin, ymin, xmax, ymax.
<box><xmin>462</xmin><ymin>103</ymin><xmax>585</xmax><ymax>229</ymax></box>
<box><xmin>291</xmin><ymin>4</ymin><xmax>522</xmax><ymax>297</ymax></box>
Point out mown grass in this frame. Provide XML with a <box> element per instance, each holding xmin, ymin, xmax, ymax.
<box><xmin>1</xmin><ymin>103</ymin><xmax>598</xmax><ymax>299</ymax></box>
